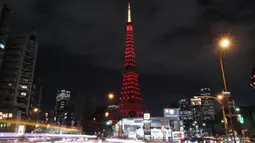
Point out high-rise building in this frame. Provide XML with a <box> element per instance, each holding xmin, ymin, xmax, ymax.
<box><xmin>199</xmin><ymin>88</ymin><xmax>215</xmax><ymax>121</ymax></box>
<box><xmin>179</xmin><ymin>88</ymin><xmax>215</xmax><ymax>135</ymax></box>
<box><xmin>72</xmin><ymin>91</ymin><xmax>95</xmax><ymax>129</ymax></box>
<box><xmin>55</xmin><ymin>89</ymin><xmax>70</xmax><ymax>125</ymax></box>
<box><xmin>119</xmin><ymin>1</ymin><xmax>144</xmax><ymax>117</ymax></box>
<box><xmin>179</xmin><ymin>98</ymin><xmax>193</xmax><ymax>121</ymax></box>
<box><xmin>0</xmin><ymin>4</ymin><xmax>11</xmax><ymax>70</ymax></box>
<box><xmin>29</xmin><ymin>75</ymin><xmax>42</xmax><ymax>121</ymax></box>
<box><xmin>63</xmin><ymin>104</ymin><xmax>77</xmax><ymax>128</ymax></box>
<box><xmin>107</xmin><ymin>105</ymin><xmax>120</xmax><ymax>121</ymax></box>
<box><xmin>0</xmin><ymin>33</ymin><xmax>38</xmax><ymax>119</ymax></box>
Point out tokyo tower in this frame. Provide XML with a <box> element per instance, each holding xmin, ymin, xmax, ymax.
<box><xmin>119</xmin><ymin>1</ymin><xmax>144</xmax><ymax>117</ymax></box>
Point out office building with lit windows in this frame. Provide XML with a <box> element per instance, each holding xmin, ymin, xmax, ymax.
<box><xmin>199</xmin><ymin>88</ymin><xmax>215</xmax><ymax>121</ymax></box>
<box><xmin>179</xmin><ymin>88</ymin><xmax>215</xmax><ymax>135</ymax></box>
<box><xmin>0</xmin><ymin>33</ymin><xmax>38</xmax><ymax>120</ymax></box>
<box><xmin>55</xmin><ymin>89</ymin><xmax>71</xmax><ymax>125</ymax></box>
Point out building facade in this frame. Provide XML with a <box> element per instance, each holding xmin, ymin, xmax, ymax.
<box><xmin>28</xmin><ymin>75</ymin><xmax>42</xmax><ymax>121</ymax></box>
<box><xmin>179</xmin><ymin>88</ymin><xmax>216</xmax><ymax>135</ymax></box>
<box><xmin>0</xmin><ymin>4</ymin><xmax>11</xmax><ymax>70</ymax></box>
<box><xmin>179</xmin><ymin>98</ymin><xmax>193</xmax><ymax>121</ymax></box>
<box><xmin>114</xmin><ymin>116</ymin><xmax>183</xmax><ymax>141</ymax></box>
<box><xmin>0</xmin><ymin>33</ymin><xmax>38</xmax><ymax>120</ymax></box>
<box><xmin>55</xmin><ymin>89</ymin><xmax>70</xmax><ymax>125</ymax></box>
<box><xmin>199</xmin><ymin>88</ymin><xmax>215</xmax><ymax>121</ymax></box>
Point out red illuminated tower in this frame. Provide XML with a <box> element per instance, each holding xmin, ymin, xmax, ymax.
<box><xmin>119</xmin><ymin>1</ymin><xmax>144</xmax><ymax>117</ymax></box>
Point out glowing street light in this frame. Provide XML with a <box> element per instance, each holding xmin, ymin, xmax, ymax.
<box><xmin>236</xmin><ymin>108</ymin><xmax>240</xmax><ymax>112</ymax></box>
<box><xmin>218</xmin><ymin>37</ymin><xmax>236</xmax><ymax>142</ymax></box>
<box><xmin>33</xmin><ymin>108</ymin><xmax>39</xmax><ymax>113</ymax></box>
<box><xmin>218</xmin><ymin>36</ymin><xmax>237</xmax><ymax>142</ymax></box>
<box><xmin>217</xmin><ymin>94</ymin><xmax>223</xmax><ymax>100</ymax></box>
<box><xmin>108</xmin><ymin>93</ymin><xmax>114</xmax><ymax>100</ymax></box>
<box><xmin>220</xmin><ymin>38</ymin><xmax>230</xmax><ymax>48</ymax></box>
<box><xmin>105</xmin><ymin>112</ymin><xmax>109</xmax><ymax>117</ymax></box>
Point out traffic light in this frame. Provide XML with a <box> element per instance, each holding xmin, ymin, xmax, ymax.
<box><xmin>0</xmin><ymin>41</ymin><xmax>5</xmax><ymax>49</ymax></box>
<box><xmin>240</xmin><ymin>116</ymin><xmax>244</xmax><ymax>124</ymax></box>
<box><xmin>106</xmin><ymin>120</ymin><xmax>113</xmax><ymax>126</ymax></box>
<box><xmin>238</xmin><ymin>115</ymin><xmax>244</xmax><ymax>124</ymax></box>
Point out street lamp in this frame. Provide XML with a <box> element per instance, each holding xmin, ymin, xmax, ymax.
<box><xmin>217</xmin><ymin>94</ymin><xmax>223</xmax><ymax>100</ymax></box>
<box><xmin>218</xmin><ymin>37</ymin><xmax>236</xmax><ymax>142</ymax></box>
<box><xmin>219</xmin><ymin>38</ymin><xmax>230</xmax><ymax>91</ymax></box>
<box><xmin>108</xmin><ymin>93</ymin><xmax>115</xmax><ymax>100</ymax></box>
<box><xmin>220</xmin><ymin>38</ymin><xmax>230</xmax><ymax>48</ymax></box>
<box><xmin>105</xmin><ymin>112</ymin><xmax>109</xmax><ymax>117</ymax></box>
<box><xmin>236</xmin><ymin>108</ymin><xmax>240</xmax><ymax>112</ymax></box>
<box><xmin>33</xmin><ymin>108</ymin><xmax>39</xmax><ymax>113</ymax></box>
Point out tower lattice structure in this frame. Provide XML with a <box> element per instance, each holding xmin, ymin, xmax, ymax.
<box><xmin>119</xmin><ymin>1</ymin><xmax>144</xmax><ymax>117</ymax></box>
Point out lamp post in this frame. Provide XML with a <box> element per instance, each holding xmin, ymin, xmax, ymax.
<box><xmin>195</xmin><ymin>94</ymin><xmax>229</xmax><ymax>142</ymax></box>
<box><xmin>219</xmin><ymin>38</ymin><xmax>236</xmax><ymax>142</ymax></box>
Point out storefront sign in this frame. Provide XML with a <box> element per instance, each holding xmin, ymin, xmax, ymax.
<box><xmin>164</xmin><ymin>108</ymin><xmax>180</xmax><ymax>120</ymax></box>
<box><xmin>144</xmin><ymin>122</ymin><xmax>151</xmax><ymax>135</ymax></box>
<box><xmin>143</xmin><ymin>113</ymin><xmax>151</xmax><ymax>139</ymax></box>
<box><xmin>143</xmin><ymin>113</ymin><xmax>150</xmax><ymax>120</ymax></box>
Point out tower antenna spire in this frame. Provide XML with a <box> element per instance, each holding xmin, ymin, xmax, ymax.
<box><xmin>128</xmin><ymin>1</ymin><xmax>131</xmax><ymax>23</ymax></box>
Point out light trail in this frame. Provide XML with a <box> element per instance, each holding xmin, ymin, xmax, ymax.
<box><xmin>106</xmin><ymin>138</ymin><xmax>145</xmax><ymax>143</ymax></box>
<box><xmin>0</xmin><ymin>119</ymin><xmax>78</xmax><ymax>131</ymax></box>
<box><xmin>0</xmin><ymin>132</ymin><xmax>97</xmax><ymax>138</ymax></box>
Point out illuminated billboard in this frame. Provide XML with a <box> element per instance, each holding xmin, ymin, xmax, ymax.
<box><xmin>143</xmin><ymin>113</ymin><xmax>150</xmax><ymax>120</ymax></box>
<box><xmin>191</xmin><ymin>98</ymin><xmax>201</xmax><ymax>106</ymax></box>
<box><xmin>164</xmin><ymin>108</ymin><xmax>180</xmax><ymax>120</ymax></box>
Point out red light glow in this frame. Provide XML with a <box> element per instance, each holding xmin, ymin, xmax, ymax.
<box><xmin>119</xmin><ymin>1</ymin><xmax>144</xmax><ymax>117</ymax></box>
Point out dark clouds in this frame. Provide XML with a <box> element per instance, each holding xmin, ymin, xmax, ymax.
<box><xmin>2</xmin><ymin>0</ymin><xmax>255</xmax><ymax>115</ymax></box>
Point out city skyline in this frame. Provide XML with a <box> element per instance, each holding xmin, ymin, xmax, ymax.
<box><xmin>2</xmin><ymin>0</ymin><xmax>255</xmax><ymax>116</ymax></box>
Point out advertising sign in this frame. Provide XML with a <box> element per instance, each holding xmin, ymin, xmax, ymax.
<box><xmin>143</xmin><ymin>113</ymin><xmax>150</xmax><ymax>120</ymax></box>
<box><xmin>164</xmin><ymin>108</ymin><xmax>180</xmax><ymax>120</ymax></box>
<box><xmin>191</xmin><ymin>98</ymin><xmax>201</xmax><ymax>106</ymax></box>
<box><xmin>143</xmin><ymin>113</ymin><xmax>151</xmax><ymax>139</ymax></box>
<box><xmin>18</xmin><ymin>125</ymin><xmax>25</xmax><ymax>135</ymax></box>
<box><xmin>222</xmin><ymin>92</ymin><xmax>230</xmax><ymax>97</ymax></box>
<box><xmin>144</xmin><ymin>122</ymin><xmax>151</xmax><ymax>135</ymax></box>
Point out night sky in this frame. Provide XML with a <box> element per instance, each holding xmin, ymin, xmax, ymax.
<box><xmin>3</xmin><ymin>0</ymin><xmax>255</xmax><ymax>116</ymax></box>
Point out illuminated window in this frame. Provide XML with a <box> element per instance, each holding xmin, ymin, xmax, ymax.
<box><xmin>21</xmin><ymin>92</ymin><xmax>27</xmax><ymax>96</ymax></box>
<box><xmin>3</xmin><ymin>114</ymin><xmax>7</xmax><ymax>118</ymax></box>
<box><xmin>0</xmin><ymin>43</ymin><xmax>5</xmax><ymax>49</ymax></box>
<box><xmin>8</xmin><ymin>113</ymin><xmax>13</xmax><ymax>118</ymax></box>
<box><xmin>20</xmin><ymin>85</ymin><xmax>27</xmax><ymax>89</ymax></box>
<box><xmin>7</xmin><ymin>123</ymin><xmax>11</xmax><ymax>127</ymax></box>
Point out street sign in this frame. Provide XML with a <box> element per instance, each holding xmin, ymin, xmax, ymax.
<box><xmin>143</xmin><ymin>113</ymin><xmax>150</xmax><ymax>120</ymax></box>
<box><xmin>222</xmin><ymin>92</ymin><xmax>231</xmax><ymax>97</ymax></box>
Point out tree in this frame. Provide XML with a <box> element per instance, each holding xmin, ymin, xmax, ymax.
<box><xmin>128</xmin><ymin>111</ymin><xmax>137</xmax><ymax>118</ymax></box>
